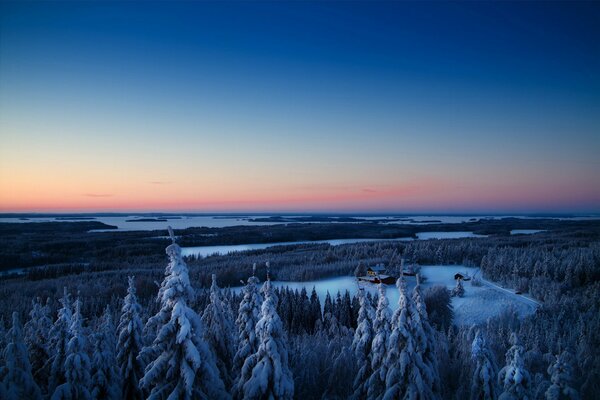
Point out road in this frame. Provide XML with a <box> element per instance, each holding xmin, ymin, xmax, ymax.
<box><xmin>473</xmin><ymin>268</ymin><xmax>542</xmax><ymax>308</ymax></box>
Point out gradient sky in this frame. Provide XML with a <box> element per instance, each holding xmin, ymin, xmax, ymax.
<box><xmin>1</xmin><ymin>1</ymin><xmax>599</xmax><ymax>213</ymax></box>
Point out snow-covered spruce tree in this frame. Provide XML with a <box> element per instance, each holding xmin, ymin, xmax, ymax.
<box><xmin>0</xmin><ymin>312</ymin><xmax>43</xmax><ymax>400</ymax></box>
<box><xmin>24</xmin><ymin>297</ymin><xmax>52</xmax><ymax>391</ymax></box>
<box><xmin>139</xmin><ymin>228</ymin><xmax>229</xmax><ymax>400</ymax></box>
<box><xmin>117</xmin><ymin>276</ymin><xmax>145</xmax><ymax>400</ymax></box>
<box><xmin>232</xmin><ymin>266</ymin><xmax>262</xmax><ymax>399</ymax></box>
<box><xmin>323</xmin><ymin>344</ymin><xmax>356</xmax><ymax>399</ymax></box>
<box><xmin>412</xmin><ymin>274</ymin><xmax>442</xmax><ymax>397</ymax></box>
<box><xmin>367</xmin><ymin>283</ymin><xmax>392</xmax><ymax>400</ymax></box>
<box><xmin>383</xmin><ymin>274</ymin><xmax>438</xmax><ymax>400</ymax></box>
<box><xmin>240</xmin><ymin>277</ymin><xmax>294</xmax><ymax>400</ymax></box>
<box><xmin>470</xmin><ymin>330</ymin><xmax>499</xmax><ymax>400</ymax></box>
<box><xmin>202</xmin><ymin>273</ymin><xmax>237</xmax><ymax>389</ymax></box>
<box><xmin>52</xmin><ymin>297</ymin><xmax>92</xmax><ymax>400</ymax></box>
<box><xmin>47</xmin><ymin>287</ymin><xmax>73</xmax><ymax>394</ymax></box>
<box><xmin>91</xmin><ymin>306</ymin><xmax>120</xmax><ymax>400</ymax></box>
<box><xmin>451</xmin><ymin>277</ymin><xmax>465</xmax><ymax>297</ymax></box>
<box><xmin>383</xmin><ymin>275</ymin><xmax>414</xmax><ymax>400</ymax></box>
<box><xmin>351</xmin><ymin>286</ymin><xmax>375</xmax><ymax>400</ymax></box>
<box><xmin>545</xmin><ymin>351</ymin><xmax>579</xmax><ymax>400</ymax></box>
<box><xmin>498</xmin><ymin>333</ymin><xmax>531</xmax><ymax>400</ymax></box>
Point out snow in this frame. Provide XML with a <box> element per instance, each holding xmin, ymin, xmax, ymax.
<box><xmin>231</xmin><ymin>265</ymin><xmax>537</xmax><ymax>326</ymax></box>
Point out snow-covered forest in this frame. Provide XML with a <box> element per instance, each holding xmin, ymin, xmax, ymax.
<box><xmin>1</xmin><ymin>223</ymin><xmax>599</xmax><ymax>400</ymax></box>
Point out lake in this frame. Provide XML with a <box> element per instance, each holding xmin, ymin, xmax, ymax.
<box><xmin>181</xmin><ymin>231</ymin><xmax>485</xmax><ymax>258</ymax></box>
<box><xmin>510</xmin><ymin>229</ymin><xmax>545</xmax><ymax>235</ymax></box>
<box><xmin>3</xmin><ymin>214</ymin><xmax>595</xmax><ymax>232</ymax></box>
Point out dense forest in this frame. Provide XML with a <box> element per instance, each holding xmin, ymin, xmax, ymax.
<box><xmin>0</xmin><ymin>220</ymin><xmax>599</xmax><ymax>399</ymax></box>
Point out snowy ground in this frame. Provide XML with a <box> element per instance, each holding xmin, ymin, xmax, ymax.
<box><xmin>419</xmin><ymin>266</ymin><xmax>538</xmax><ymax>325</ymax></box>
<box><xmin>238</xmin><ymin>265</ymin><xmax>539</xmax><ymax>326</ymax></box>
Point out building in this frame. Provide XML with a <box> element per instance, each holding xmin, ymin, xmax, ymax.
<box><xmin>454</xmin><ymin>272</ymin><xmax>471</xmax><ymax>281</ymax></box>
<box><xmin>359</xmin><ymin>264</ymin><xmax>396</xmax><ymax>285</ymax></box>
<box><xmin>367</xmin><ymin>264</ymin><xmax>386</xmax><ymax>277</ymax></box>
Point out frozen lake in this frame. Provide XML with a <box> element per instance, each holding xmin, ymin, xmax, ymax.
<box><xmin>510</xmin><ymin>229</ymin><xmax>545</xmax><ymax>235</ymax></box>
<box><xmin>2</xmin><ymin>214</ymin><xmax>596</xmax><ymax>232</ymax></box>
<box><xmin>229</xmin><ymin>265</ymin><xmax>537</xmax><ymax>326</ymax></box>
<box><xmin>181</xmin><ymin>231</ymin><xmax>484</xmax><ymax>258</ymax></box>
<box><xmin>181</xmin><ymin>237</ymin><xmax>414</xmax><ymax>258</ymax></box>
<box><xmin>415</xmin><ymin>231</ymin><xmax>487</xmax><ymax>240</ymax></box>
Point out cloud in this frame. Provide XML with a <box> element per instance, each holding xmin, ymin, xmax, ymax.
<box><xmin>83</xmin><ymin>193</ymin><xmax>113</xmax><ymax>198</ymax></box>
<box><xmin>149</xmin><ymin>181</ymin><xmax>172</xmax><ymax>185</ymax></box>
<box><xmin>362</xmin><ymin>188</ymin><xmax>378</xmax><ymax>193</ymax></box>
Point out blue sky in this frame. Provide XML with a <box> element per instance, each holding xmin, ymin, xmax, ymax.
<box><xmin>1</xmin><ymin>1</ymin><xmax>599</xmax><ymax>212</ymax></box>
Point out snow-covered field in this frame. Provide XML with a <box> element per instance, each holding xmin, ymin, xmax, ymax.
<box><xmin>235</xmin><ymin>265</ymin><xmax>538</xmax><ymax>326</ymax></box>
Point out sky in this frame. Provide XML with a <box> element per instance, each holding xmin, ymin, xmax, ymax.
<box><xmin>0</xmin><ymin>1</ymin><xmax>599</xmax><ymax>213</ymax></box>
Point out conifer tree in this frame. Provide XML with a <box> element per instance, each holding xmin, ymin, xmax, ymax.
<box><xmin>324</xmin><ymin>291</ymin><xmax>334</xmax><ymax>316</ymax></box>
<box><xmin>47</xmin><ymin>288</ymin><xmax>73</xmax><ymax>394</ymax></box>
<box><xmin>351</xmin><ymin>287</ymin><xmax>375</xmax><ymax>400</ymax></box>
<box><xmin>240</xmin><ymin>277</ymin><xmax>294</xmax><ymax>400</ymax></box>
<box><xmin>545</xmin><ymin>351</ymin><xmax>579</xmax><ymax>400</ymax></box>
<box><xmin>498</xmin><ymin>333</ymin><xmax>531</xmax><ymax>400</ymax></box>
<box><xmin>202</xmin><ymin>273</ymin><xmax>237</xmax><ymax>389</ymax></box>
<box><xmin>471</xmin><ymin>330</ymin><xmax>499</xmax><ymax>400</ymax></box>
<box><xmin>52</xmin><ymin>297</ymin><xmax>92</xmax><ymax>400</ymax></box>
<box><xmin>232</xmin><ymin>266</ymin><xmax>262</xmax><ymax>399</ymax></box>
<box><xmin>0</xmin><ymin>312</ymin><xmax>43</xmax><ymax>400</ymax></box>
<box><xmin>384</xmin><ymin>274</ymin><xmax>439</xmax><ymax>400</ymax></box>
<box><xmin>139</xmin><ymin>228</ymin><xmax>229</xmax><ymax>400</ymax></box>
<box><xmin>323</xmin><ymin>345</ymin><xmax>355</xmax><ymax>399</ymax></box>
<box><xmin>452</xmin><ymin>277</ymin><xmax>465</xmax><ymax>297</ymax></box>
<box><xmin>24</xmin><ymin>297</ymin><xmax>52</xmax><ymax>391</ymax></box>
<box><xmin>367</xmin><ymin>283</ymin><xmax>392</xmax><ymax>400</ymax></box>
<box><xmin>412</xmin><ymin>275</ymin><xmax>442</xmax><ymax>397</ymax></box>
<box><xmin>117</xmin><ymin>276</ymin><xmax>145</xmax><ymax>400</ymax></box>
<box><xmin>309</xmin><ymin>287</ymin><xmax>322</xmax><ymax>333</ymax></box>
<box><xmin>91</xmin><ymin>306</ymin><xmax>120</xmax><ymax>400</ymax></box>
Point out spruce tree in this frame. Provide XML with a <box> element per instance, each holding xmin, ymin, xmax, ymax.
<box><xmin>116</xmin><ymin>276</ymin><xmax>145</xmax><ymax>400</ymax></box>
<box><xmin>412</xmin><ymin>275</ymin><xmax>442</xmax><ymax>397</ymax></box>
<box><xmin>91</xmin><ymin>306</ymin><xmax>120</xmax><ymax>400</ymax></box>
<box><xmin>232</xmin><ymin>267</ymin><xmax>262</xmax><ymax>399</ymax></box>
<box><xmin>452</xmin><ymin>277</ymin><xmax>465</xmax><ymax>297</ymax></box>
<box><xmin>139</xmin><ymin>228</ymin><xmax>229</xmax><ymax>400</ymax></box>
<box><xmin>52</xmin><ymin>297</ymin><xmax>92</xmax><ymax>400</ymax></box>
<box><xmin>47</xmin><ymin>288</ymin><xmax>73</xmax><ymax>394</ymax></box>
<box><xmin>309</xmin><ymin>287</ymin><xmax>322</xmax><ymax>333</ymax></box>
<box><xmin>202</xmin><ymin>274</ymin><xmax>237</xmax><ymax>389</ymax></box>
<box><xmin>240</xmin><ymin>278</ymin><xmax>294</xmax><ymax>400</ymax></box>
<box><xmin>545</xmin><ymin>351</ymin><xmax>579</xmax><ymax>400</ymax></box>
<box><xmin>367</xmin><ymin>283</ymin><xmax>392</xmax><ymax>400</ymax></box>
<box><xmin>471</xmin><ymin>330</ymin><xmax>499</xmax><ymax>400</ymax></box>
<box><xmin>383</xmin><ymin>274</ymin><xmax>439</xmax><ymax>400</ymax></box>
<box><xmin>24</xmin><ymin>297</ymin><xmax>52</xmax><ymax>392</ymax></box>
<box><xmin>0</xmin><ymin>312</ymin><xmax>43</xmax><ymax>400</ymax></box>
<box><xmin>498</xmin><ymin>333</ymin><xmax>531</xmax><ymax>400</ymax></box>
<box><xmin>351</xmin><ymin>287</ymin><xmax>375</xmax><ymax>400</ymax></box>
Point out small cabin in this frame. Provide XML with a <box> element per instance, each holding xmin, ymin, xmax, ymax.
<box><xmin>367</xmin><ymin>264</ymin><xmax>386</xmax><ymax>277</ymax></box>
<box><xmin>454</xmin><ymin>273</ymin><xmax>471</xmax><ymax>281</ymax></box>
<box><xmin>359</xmin><ymin>264</ymin><xmax>395</xmax><ymax>284</ymax></box>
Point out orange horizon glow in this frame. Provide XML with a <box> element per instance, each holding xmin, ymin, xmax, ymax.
<box><xmin>1</xmin><ymin>178</ymin><xmax>598</xmax><ymax>213</ymax></box>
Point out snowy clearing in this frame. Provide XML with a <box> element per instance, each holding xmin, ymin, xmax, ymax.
<box><xmin>230</xmin><ymin>265</ymin><xmax>538</xmax><ymax>326</ymax></box>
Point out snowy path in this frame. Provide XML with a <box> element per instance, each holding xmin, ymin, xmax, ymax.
<box><xmin>477</xmin><ymin>272</ymin><xmax>542</xmax><ymax>308</ymax></box>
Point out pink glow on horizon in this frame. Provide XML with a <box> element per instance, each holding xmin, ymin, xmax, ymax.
<box><xmin>1</xmin><ymin>179</ymin><xmax>598</xmax><ymax>213</ymax></box>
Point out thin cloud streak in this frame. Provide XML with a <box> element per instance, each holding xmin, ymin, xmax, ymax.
<box><xmin>83</xmin><ymin>193</ymin><xmax>114</xmax><ymax>198</ymax></box>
